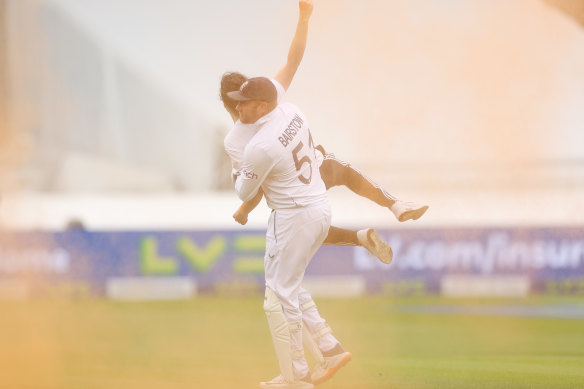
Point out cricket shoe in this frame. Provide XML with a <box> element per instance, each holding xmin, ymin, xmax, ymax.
<box><xmin>390</xmin><ymin>200</ymin><xmax>429</xmax><ymax>222</ymax></box>
<box><xmin>311</xmin><ymin>350</ymin><xmax>352</xmax><ymax>385</ymax></box>
<box><xmin>259</xmin><ymin>374</ymin><xmax>313</xmax><ymax>389</ymax></box>
<box><xmin>357</xmin><ymin>228</ymin><xmax>393</xmax><ymax>264</ymax></box>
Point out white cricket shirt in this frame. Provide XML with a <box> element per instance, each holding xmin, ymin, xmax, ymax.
<box><xmin>234</xmin><ymin>82</ymin><xmax>328</xmax><ymax>209</ymax></box>
<box><xmin>224</xmin><ymin>80</ymin><xmax>324</xmax><ymax>172</ymax></box>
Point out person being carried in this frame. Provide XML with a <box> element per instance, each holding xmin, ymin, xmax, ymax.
<box><xmin>218</xmin><ymin>3</ymin><xmax>427</xmax><ymax>265</ymax></box>
<box><xmin>222</xmin><ymin>71</ymin><xmax>397</xmax><ymax>265</ymax></box>
<box><xmin>221</xmin><ymin>71</ymin><xmax>428</xmax><ymax>228</ymax></box>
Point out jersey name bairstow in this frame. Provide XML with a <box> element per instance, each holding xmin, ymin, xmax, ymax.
<box><xmin>236</xmin><ymin>102</ymin><xmax>327</xmax><ymax>209</ymax></box>
<box><xmin>278</xmin><ymin>114</ymin><xmax>304</xmax><ymax>148</ymax></box>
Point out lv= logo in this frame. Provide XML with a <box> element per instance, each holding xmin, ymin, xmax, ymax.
<box><xmin>138</xmin><ymin>234</ymin><xmax>266</xmax><ymax>275</ymax></box>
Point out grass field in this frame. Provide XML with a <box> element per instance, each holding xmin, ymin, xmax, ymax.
<box><xmin>1</xmin><ymin>296</ymin><xmax>583</xmax><ymax>389</ymax></box>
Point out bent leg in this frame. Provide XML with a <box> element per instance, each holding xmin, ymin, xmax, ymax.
<box><xmin>323</xmin><ymin>226</ymin><xmax>393</xmax><ymax>265</ymax></box>
<box><xmin>323</xmin><ymin>226</ymin><xmax>359</xmax><ymax>246</ymax></box>
<box><xmin>319</xmin><ymin>155</ymin><xmax>429</xmax><ymax>222</ymax></box>
<box><xmin>319</xmin><ymin>156</ymin><xmax>396</xmax><ymax>208</ymax></box>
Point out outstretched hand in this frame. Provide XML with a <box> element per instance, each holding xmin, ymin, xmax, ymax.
<box><xmin>299</xmin><ymin>0</ymin><xmax>314</xmax><ymax>21</ymax></box>
<box><xmin>233</xmin><ymin>208</ymin><xmax>249</xmax><ymax>225</ymax></box>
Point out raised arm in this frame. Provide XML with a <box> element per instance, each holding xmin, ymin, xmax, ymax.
<box><xmin>274</xmin><ymin>0</ymin><xmax>314</xmax><ymax>91</ymax></box>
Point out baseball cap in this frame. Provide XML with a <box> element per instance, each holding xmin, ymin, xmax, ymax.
<box><xmin>226</xmin><ymin>77</ymin><xmax>277</xmax><ymax>103</ymax></box>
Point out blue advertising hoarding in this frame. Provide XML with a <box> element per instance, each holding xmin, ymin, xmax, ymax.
<box><xmin>1</xmin><ymin>227</ymin><xmax>583</xmax><ymax>297</ymax></box>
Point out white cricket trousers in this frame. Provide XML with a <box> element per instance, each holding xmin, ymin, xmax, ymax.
<box><xmin>264</xmin><ymin>201</ymin><xmax>339</xmax><ymax>379</ymax></box>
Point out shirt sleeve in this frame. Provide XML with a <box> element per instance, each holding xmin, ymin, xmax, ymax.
<box><xmin>270</xmin><ymin>79</ymin><xmax>286</xmax><ymax>103</ymax></box>
<box><xmin>223</xmin><ymin>136</ymin><xmax>241</xmax><ymax>171</ymax></box>
<box><xmin>234</xmin><ymin>144</ymin><xmax>273</xmax><ymax>202</ymax></box>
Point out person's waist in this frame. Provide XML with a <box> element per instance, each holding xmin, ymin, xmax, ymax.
<box><xmin>268</xmin><ymin>195</ymin><xmax>329</xmax><ymax>210</ymax></box>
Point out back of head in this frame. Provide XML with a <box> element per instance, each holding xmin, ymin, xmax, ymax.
<box><xmin>220</xmin><ymin>72</ymin><xmax>248</xmax><ymax>118</ymax></box>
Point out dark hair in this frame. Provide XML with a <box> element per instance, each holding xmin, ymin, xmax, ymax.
<box><xmin>220</xmin><ymin>72</ymin><xmax>248</xmax><ymax>117</ymax></box>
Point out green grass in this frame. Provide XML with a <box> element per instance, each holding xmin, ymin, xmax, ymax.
<box><xmin>1</xmin><ymin>297</ymin><xmax>583</xmax><ymax>388</ymax></box>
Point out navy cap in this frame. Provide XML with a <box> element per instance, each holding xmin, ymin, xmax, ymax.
<box><xmin>226</xmin><ymin>77</ymin><xmax>277</xmax><ymax>103</ymax></box>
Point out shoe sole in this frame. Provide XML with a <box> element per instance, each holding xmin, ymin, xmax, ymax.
<box><xmin>313</xmin><ymin>352</ymin><xmax>352</xmax><ymax>386</ymax></box>
<box><xmin>367</xmin><ymin>230</ymin><xmax>392</xmax><ymax>264</ymax></box>
<box><xmin>398</xmin><ymin>205</ymin><xmax>429</xmax><ymax>222</ymax></box>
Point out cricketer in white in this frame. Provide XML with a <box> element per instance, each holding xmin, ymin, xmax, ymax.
<box><xmin>230</xmin><ymin>77</ymin><xmax>350</xmax><ymax>389</ymax></box>
<box><xmin>224</xmin><ymin>79</ymin><xmax>325</xmax><ymax>186</ymax></box>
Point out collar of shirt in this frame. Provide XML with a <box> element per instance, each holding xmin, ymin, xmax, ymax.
<box><xmin>254</xmin><ymin>104</ymin><xmax>281</xmax><ymax>127</ymax></box>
